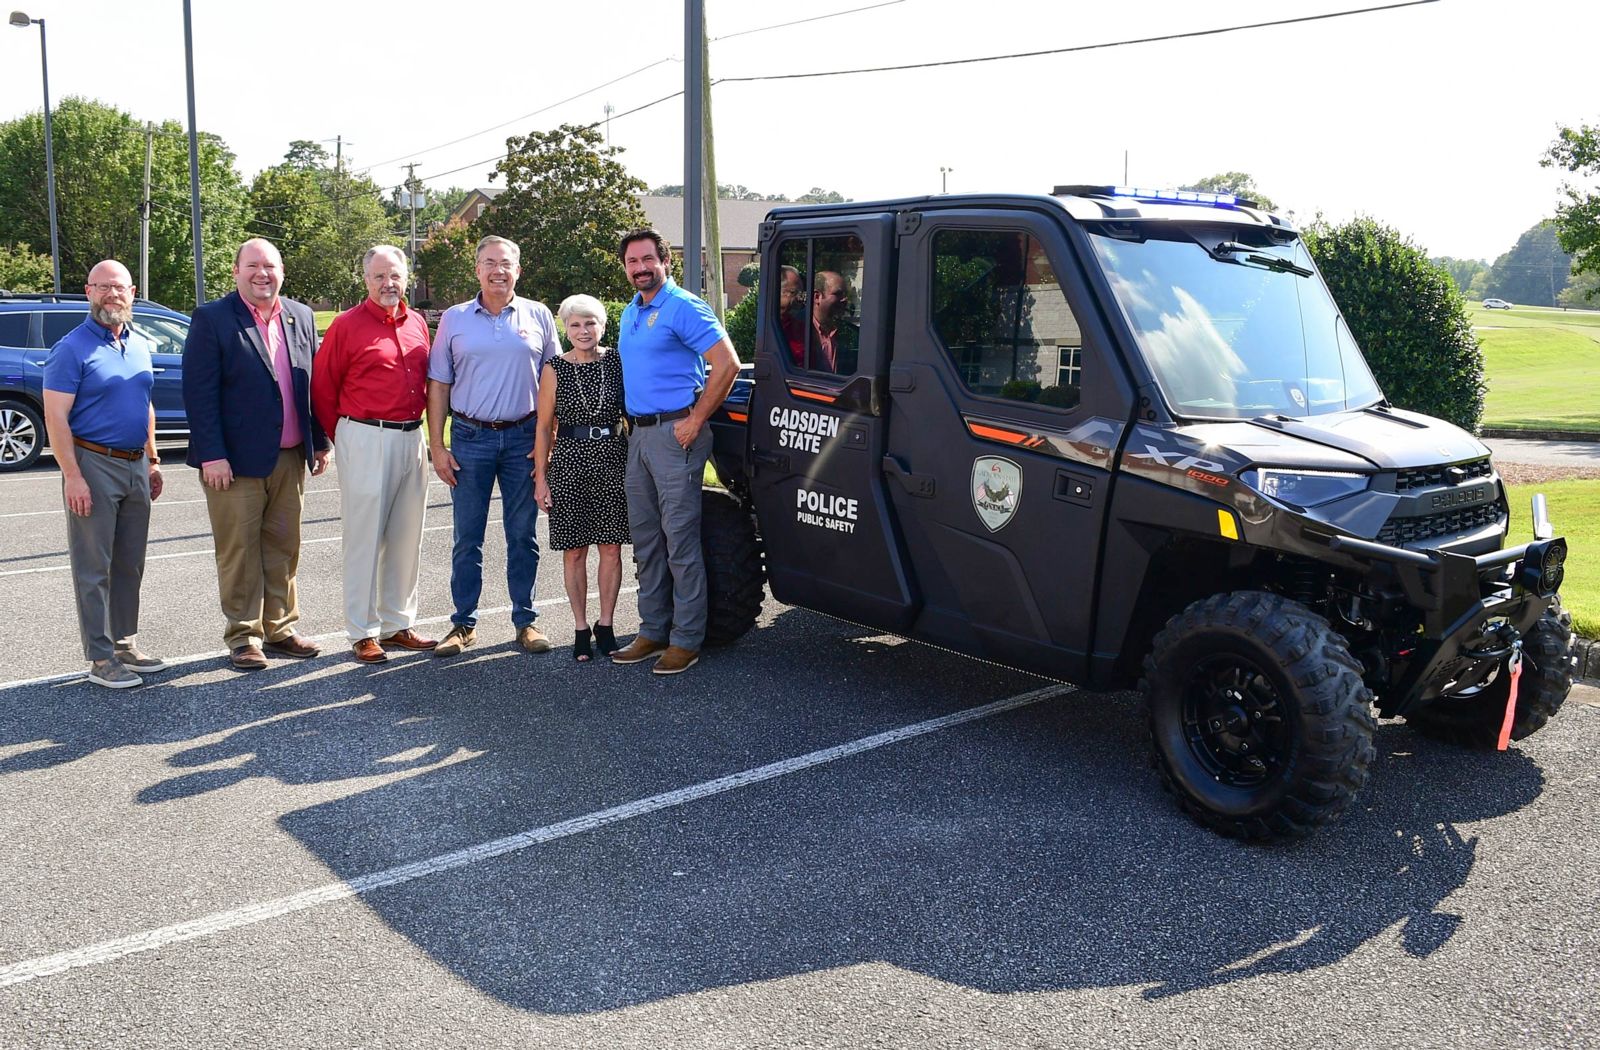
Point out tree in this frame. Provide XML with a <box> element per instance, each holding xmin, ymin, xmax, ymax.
<box><xmin>0</xmin><ymin>243</ymin><xmax>52</xmax><ymax>292</ymax></box>
<box><xmin>246</xmin><ymin>141</ymin><xmax>399</xmax><ymax>307</ymax></box>
<box><xmin>649</xmin><ymin>182</ymin><xmax>785</xmax><ymax>201</ymax></box>
<box><xmin>1484</xmin><ymin>221</ymin><xmax>1571</xmax><ymax>307</ymax></box>
<box><xmin>414</xmin><ymin>222</ymin><xmax>478</xmax><ymax>308</ymax></box>
<box><xmin>483</xmin><ymin>123</ymin><xmax>650</xmax><ymax>304</ymax></box>
<box><xmin>1557</xmin><ymin>267</ymin><xmax>1600</xmax><ymax>307</ymax></box>
<box><xmin>794</xmin><ymin>187</ymin><xmax>849</xmax><ymax>204</ymax></box>
<box><xmin>1182</xmin><ymin>172</ymin><xmax>1277</xmax><ymax>211</ymax></box>
<box><xmin>1303</xmin><ymin>217</ymin><xmax>1484</xmax><ymax>432</ymax></box>
<box><xmin>0</xmin><ymin>97</ymin><xmax>250</xmax><ymax>309</ymax></box>
<box><xmin>1543</xmin><ymin>121</ymin><xmax>1600</xmax><ymax>292</ymax></box>
<box><xmin>1430</xmin><ymin>256</ymin><xmax>1489</xmax><ymax>297</ymax></box>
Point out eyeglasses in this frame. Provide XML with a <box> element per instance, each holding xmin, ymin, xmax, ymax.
<box><xmin>478</xmin><ymin>260</ymin><xmax>516</xmax><ymax>271</ymax></box>
<box><xmin>89</xmin><ymin>282</ymin><xmax>133</xmax><ymax>294</ymax></box>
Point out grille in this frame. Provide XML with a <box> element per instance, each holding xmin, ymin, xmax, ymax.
<box><xmin>1378</xmin><ymin>502</ymin><xmax>1504</xmax><ymax>545</ymax></box>
<box><xmin>1394</xmin><ymin>458</ymin><xmax>1493</xmax><ymax>492</ymax></box>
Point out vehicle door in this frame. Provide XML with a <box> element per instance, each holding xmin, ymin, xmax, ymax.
<box><xmin>882</xmin><ymin>208</ymin><xmax>1136</xmax><ymax>680</ymax></box>
<box><xmin>745</xmin><ymin>213</ymin><xmax>919</xmax><ymax>632</ymax></box>
<box><xmin>132</xmin><ymin>312</ymin><xmax>190</xmax><ymax>433</ymax></box>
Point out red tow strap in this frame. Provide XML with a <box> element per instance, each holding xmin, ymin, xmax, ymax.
<box><xmin>1497</xmin><ymin>650</ymin><xmax>1523</xmax><ymax>752</ymax></box>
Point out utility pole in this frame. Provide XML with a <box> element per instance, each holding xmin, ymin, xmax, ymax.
<box><xmin>403</xmin><ymin>163</ymin><xmax>422</xmax><ymax>266</ymax></box>
<box><xmin>335</xmin><ymin>134</ymin><xmax>343</xmax><ymax>174</ymax></box>
<box><xmin>699</xmin><ymin>12</ymin><xmax>725</xmax><ymax>319</ymax></box>
<box><xmin>182</xmin><ymin>0</ymin><xmax>204</xmax><ymax>308</ymax></box>
<box><xmin>683</xmin><ymin>0</ymin><xmax>703</xmax><ymax>298</ymax></box>
<box><xmin>140</xmin><ymin>121</ymin><xmax>153</xmax><ymax>292</ymax></box>
<box><xmin>603</xmin><ymin>103</ymin><xmax>614</xmax><ymax>147</ymax></box>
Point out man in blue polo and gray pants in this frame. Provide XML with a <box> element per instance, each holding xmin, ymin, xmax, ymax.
<box><xmin>426</xmin><ymin>235</ymin><xmax>561</xmax><ymax>658</ymax></box>
<box><xmin>42</xmin><ymin>259</ymin><xmax>166</xmax><ymax>688</ymax></box>
<box><xmin>610</xmin><ymin>228</ymin><xmax>739</xmax><ymax>675</ymax></box>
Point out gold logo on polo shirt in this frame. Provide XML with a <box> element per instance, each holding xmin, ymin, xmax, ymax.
<box><xmin>647</xmin><ymin>313</ymin><xmax>658</xmax><ymax>328</ymax></box>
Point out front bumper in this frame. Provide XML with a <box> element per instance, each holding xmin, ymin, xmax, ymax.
<box><xmin>1316</xmin><ymin>531</ymin><xmax>1567</xmax><ymax>713</ymax></box>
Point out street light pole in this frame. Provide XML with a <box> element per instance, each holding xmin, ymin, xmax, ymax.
<box><xmin>10</xmin><ymin>11</ymin><xmax>61</xmax><ymax>292</ymax></box>
<box><xmin>181</xmin><ymin>0</ymin><xmax>205</xmax><ymax>308</ymax></box>
<box><xmin>940</xmin><ymin>166</ymin><xmax>953</xmax><ymax>194</ymax></box>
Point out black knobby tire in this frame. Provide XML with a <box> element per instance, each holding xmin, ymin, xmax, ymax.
<box><xmin>1405</xmin><ymin>600</ymin><xmax>1576</xmax><ymax>749</ymax></box>
<box><xmin>1141</xmin><ymin>591</ymin><xmax>1377</xmax><ymax>841</ymax></box>
<box><xmin>0</xmin><ymin>399</ymin><xmax>45</xmax><ymax>472</ymax></box>
<box><xmin>700</xmin><ymin>487</ymin><xmax>764</xmax><ymax>647</ymax></box>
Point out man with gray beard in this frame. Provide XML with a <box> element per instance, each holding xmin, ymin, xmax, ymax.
<box><xmin>42</xmin><ymin>260</ymin><xmax>165</xmax><ymax>688</ymax></box>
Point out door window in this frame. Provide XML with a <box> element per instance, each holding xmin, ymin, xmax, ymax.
<box><xmin>42</xmin><ymin>312</ymin><xmax>84</xmax><ymax>348</ymax></box>
<box><xmin>774</xmin><ymin>235</ymin><xmax>866</xmax><ymax>377</ymax></box>
<box><xmin>931</xmin><ymin>230</ymin><xmax>1083</xmax><ymax>410</ymax></box>
<box><xmin>134</xmin><ymin>314</ymin><xmax>190</xmax><ymax>356</ymax></box>
<box><xmin>0</xmin><ymin>313</ymin><xmax>30</xmax><ymax>348</ymax></box>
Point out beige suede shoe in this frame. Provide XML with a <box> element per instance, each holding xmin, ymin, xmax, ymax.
<box><xmin>651</xmin><ymin>646</ymin><xmax>700</xmax><ymax>675</ymax></box>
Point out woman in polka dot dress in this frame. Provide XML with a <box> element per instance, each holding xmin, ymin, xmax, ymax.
<box><xmin>533</xmin><ymin>294</ymin><xmax>630</xmax><ymax>661</ymax></box>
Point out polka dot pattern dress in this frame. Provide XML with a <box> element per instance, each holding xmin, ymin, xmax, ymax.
<box><xmin>547</xmin><ymin>350</ymin><xmax>631</xmax><ymax>550</ymax></box>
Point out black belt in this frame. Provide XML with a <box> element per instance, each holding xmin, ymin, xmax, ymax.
<box><xmin>73</xmin><ymin>437</ymin><xmax>144</xmax><ymax>461</ymax></box>
<box><xmin>345</xmin><ymin>416</ymin><xmax>423</xmax><ymax>432</ymax></box>
<box><xmin>628</xmin><ymin>407</ymin><xmax>693</xmax><ymax>428</ymax></box>
<box><xmin>557</xmin><ymin>424</ymin><xmax>620</xmax><ymax>440</ymax></box>
<box><xmin>452</xmin><ymin>410</ymin><xmax>535</xmax><ymax>431</ymax></box>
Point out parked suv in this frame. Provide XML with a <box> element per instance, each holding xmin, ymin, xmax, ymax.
<box><xmin>0</xmin><ymin>292</ymin><xmax>191</xmax><ymax>471</ymax></box>
<box><xmin>697</xmin><ymin>185</ymin><xmax>1575</xmax><ymax>841</ymax></box>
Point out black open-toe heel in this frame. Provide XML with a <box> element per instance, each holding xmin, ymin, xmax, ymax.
<box><xmin>594</xmin><ymin>624</ymin><xmax>619</xmax><ymax>657</ymax></box>
<box><xmin>574</xmin><ymin>628</ymin><xmax>593</xmax><ymax>662</ymax></box>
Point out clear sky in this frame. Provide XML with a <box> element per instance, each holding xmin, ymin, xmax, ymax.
<box><xmin>0</xmin><ymin>0</ymin><xmax>1590</xmax><ymax>263</ymax></box>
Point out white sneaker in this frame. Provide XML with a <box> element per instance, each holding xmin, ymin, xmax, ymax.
<box><xmin>88</xmin><ymin>660</ymin><xmax>142</xmax><ymax>689</ymax></box>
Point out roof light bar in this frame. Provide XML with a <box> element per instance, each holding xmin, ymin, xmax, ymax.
<box><xmin>1112</xmin><ymin>186</ymin><xmax>1238</xmax><ymax>206</ymax></box>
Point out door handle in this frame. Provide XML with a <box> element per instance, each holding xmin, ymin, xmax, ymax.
<box><xmin>151</xmin><ymin>367</ymin><xmax>167</xmax><ymax>373</ymax></box>
<box><xmin>752</xmin><ymin>447</ymin><xmax>790</xmax><ymax>472</ymax></box>
<box><xmin>883</xmin><ymin>456</ymin><xmax>935</xmax><ymax>498</ymax></box>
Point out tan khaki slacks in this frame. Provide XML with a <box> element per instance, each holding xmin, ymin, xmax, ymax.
<box><xmin>335</xmin><ymin>420</ymin><xmax>428</xmax><ymax>641</ymax></box>
<box><xmin>203</xmin><ymin>446</ymin><xmax>306</xmax><ymax>650</ymax></box>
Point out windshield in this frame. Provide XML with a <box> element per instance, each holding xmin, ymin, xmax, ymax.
<box><xmin>1086</xmin><ymin>225</ymin><xmax>1383</xmax><ymax>419</ymax></box>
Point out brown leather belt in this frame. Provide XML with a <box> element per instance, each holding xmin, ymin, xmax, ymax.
<box><xmin>628</xmin><ymin>407</ymin><xmax>693</xmax><ymax>428</ymax></box>
<box><xmin>73</xmin><ymin>437</ymin><xmax>144</xmax><ymax>461</ymax></box>
<box><xmin>452</xmin><ymin>410</ymin><xmax>535</xmax><ymax>431</ymax></box>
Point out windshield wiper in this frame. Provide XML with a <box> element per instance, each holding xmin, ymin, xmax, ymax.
<box><xmin>1210</xmin><ymin>241</ymin><xmax>1313</xmax><ymax>277</ymax></box>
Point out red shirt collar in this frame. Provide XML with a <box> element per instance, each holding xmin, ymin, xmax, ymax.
<box><xmin>360</xmin><ymin>297</ymin><xmax>409</xmax><ymax>326</ymax></box>
<box><xmin>245</xmin><ymin>297</ymin><xmax>282</xmax><ymax>328</ymax></box>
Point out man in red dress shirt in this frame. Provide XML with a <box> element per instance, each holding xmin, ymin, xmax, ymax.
<box><xmin>311</xmin><ymin>246</ymin><xmax>437</xmax><ymax>662</ymax></box>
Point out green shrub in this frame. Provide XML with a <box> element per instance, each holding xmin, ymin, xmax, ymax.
<box><xmin>723</xmin><ymin>284</ymin><xmax>758</xmax><ymax>363</ymax></box>
<box><xmin>1303</xmin><ymin>217</ymin><xmax>1485</xmax><ymax>432</ymax></box>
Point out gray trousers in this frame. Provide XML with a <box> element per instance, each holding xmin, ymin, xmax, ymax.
<box><xmin>624</xmin><ymin>421</ymin><xmax>711</xmax><ymax>650</ymax></box>
<box><xmin>64</xmin><ymin>449</ymin><xmax>152</xmax><ymax>661</ymax></box>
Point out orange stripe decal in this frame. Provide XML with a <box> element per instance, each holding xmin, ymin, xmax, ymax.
<box><xmin>968</xmin><ymin>422</ymin><xmax>1029</xmax><ymax>445</ymax></box>
<box><xmin>790</xmin><ymin>387</ymin><xmax>837</xmax><ymax>404</ymax></box>
<box><xmin>727</xmin><ymin>411</ymin><xmax>748</xmax><ymax>423</ymax></box>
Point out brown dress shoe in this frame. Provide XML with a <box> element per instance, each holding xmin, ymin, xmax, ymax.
<box><xmin>380</xmin><ymin>629</ymin><xmax>438</xmax><ymax>651</ymax></box>
<box><xmin>518</xmin><ymin>624</ymin><xmax>552</xmax><ymax>654</ymax></box>
<box><xmin>610</xmin><ymin>635</ymin><xmax>669</xmax><ymax>665</ymax></box>
<box><xmin>652</xmin><ymin>645</ymin><xmax>700</xmax><ymax>675</ymax></box>
<box><xmin>352</xmin><ymin>638</ymin><xmax>389</xmax><ymax>664</ymax></box>
<box><xmin>264</xmin><ymin>634</ymin><xmax>321</xmax><ymax>659</ymax></box>
<box><xmin>230</xmin><ymin>645</ymin><xmax>268</xmax><ymax>671</ymax></box>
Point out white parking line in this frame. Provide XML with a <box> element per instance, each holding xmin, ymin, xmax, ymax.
<box><xmin>0</xmin><ymin>519</ymin><xmax>503</xmax><ymax>578</ymax></box>
<box><xmin>0</xmin><ymin>682</ymin><xmax>1071</xmax><ymax>990</ymax></box>
<box><xmin>0</xmin><ymin>586</ymin><xmax>628</xmax><ymax>692</ymax></box>
<box><xmin>0</xmin><ymin>480</ymin><xmax>456</xmax><ymax>519</ymax></box>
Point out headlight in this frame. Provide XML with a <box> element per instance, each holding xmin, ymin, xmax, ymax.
<box><xmin>1239</xmin><ymin>467</ymin><xmax>1368</xmax><ymax>508</ymax></box>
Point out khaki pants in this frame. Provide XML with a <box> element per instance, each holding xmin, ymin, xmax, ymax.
<box><xmin>203</xmin><ymin>446</ymin><xmax>306</xmax><ymax>650</ymax></box>
<box><xmin>336</xmin><ymin>420</ymin><xmax>428</xmax><ymax>641</ymax></box>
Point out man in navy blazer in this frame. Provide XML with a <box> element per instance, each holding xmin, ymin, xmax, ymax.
<box><xmin>183</xmin><ymin>238</ymin><xmax>329</xmax><ymax>670</ymax></box>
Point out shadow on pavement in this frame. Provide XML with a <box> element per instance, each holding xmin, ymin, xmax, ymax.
<box><xmin>0</xmin><ymin>605</ymin><xmax>1549</xmax><ymax>1008</ymax></box>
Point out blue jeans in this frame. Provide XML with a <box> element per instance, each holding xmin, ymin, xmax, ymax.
<box><xmin>448</xmin><ymin>417</ymin><xmax>540</xmax><ymax>629</ymax></box>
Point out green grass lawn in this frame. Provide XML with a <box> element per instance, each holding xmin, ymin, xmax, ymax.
<box><xmin>1505</xmin><ymin>479</ymin><xmax>1599</xmax><ymax>638</ymax></box>
<box><xmin>314</xmin><ymin>309</ymin><xmax>337</xmax><ymax>334</ymax></box>
<box><xmin>1472</xmin><ymin>304</ymin><xmax>1600</xmax><ymax>433</ymax></box>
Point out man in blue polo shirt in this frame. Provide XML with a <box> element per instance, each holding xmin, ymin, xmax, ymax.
<box><xmin>42</xmin><ymin>260</ymin><xmax>165</xmax><ymax>689</ymax></box>
<box><xmin>426</xmin><ymin>235</ymin><xmax>561</xmax><ymax>658</ymax></box>
<box><xmin>610</xmin><ymin>228</ymin><xmax>739</xmax><ymax>675</ymax></box>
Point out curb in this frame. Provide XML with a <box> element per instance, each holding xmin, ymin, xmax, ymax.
<box><xmin>1578</xmin><ymin>635</ymin><xmax>1600</xmax><ymax>683</ymax></box>
<box><xmin>1482</xmin><ymin>428</ymin><xmax>1600</xmax><ymax>444</ymax></box>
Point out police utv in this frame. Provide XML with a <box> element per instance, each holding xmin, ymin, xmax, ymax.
<box><xmin>696</xmin><ymin>185</ymin><xmax>1576</xmax><ymax>841</ymax></box>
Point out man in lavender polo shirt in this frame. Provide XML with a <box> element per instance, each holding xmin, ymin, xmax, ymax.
<box><xmin>426</xmin><ymin>235</ymin><xmax>560</xmax><ymax>658</ymax></box>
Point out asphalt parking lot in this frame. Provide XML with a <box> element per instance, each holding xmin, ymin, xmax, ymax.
<box><xmin>2</xmin><ymin>452</ymin><xmax>1598</xmax><ymax>1049</ymax></box>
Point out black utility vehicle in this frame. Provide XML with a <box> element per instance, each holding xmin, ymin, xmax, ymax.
<box><xmin>696</xmin><ymin>186</ymin><xmax>1575</xmax><ymax>841</ymax></box>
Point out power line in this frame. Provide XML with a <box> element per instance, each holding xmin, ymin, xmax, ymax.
<box><xmin>711</xmin><ymin>0</ymin><xmax>904</xmax><ymax>41</ymax></box>
<box><xmin>717</xmin><ymin>0</ymin><xmax>1440</xmax><ymax>83</ymax></box>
